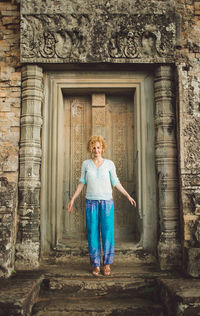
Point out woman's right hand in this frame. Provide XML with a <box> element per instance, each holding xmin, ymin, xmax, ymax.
<box><xmin>67</xmin><ymin>183</ymin><xmax>84</xmax><ymax>212</ymax></box>
<box><xmin>68</xmin><ymin>199</ymin><xmax>74</xmax><ymax>212</ymax></box>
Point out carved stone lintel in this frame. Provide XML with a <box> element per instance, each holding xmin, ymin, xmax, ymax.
<box><xmin>154</xmin><ymin>65</ymin><xmax>182</xmax><ymax>270</ymax></box>
<box><xmin>20</xmin><ymin>2</ymin><xmax>176</xmax><ymax>64</ymax></box>
<box><xmin>15</xmin><ymin>65</ymin><xmax>43</xmax><ymax>269</ymax></box>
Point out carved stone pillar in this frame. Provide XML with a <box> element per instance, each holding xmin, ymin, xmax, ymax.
<box><xmin>15</xmin><ymin>65</ymin><xmax>43</xmax><ymax>269</ymax></box>
<box><xmin>154</xmin><ymin>65</ymin><xmax>182</xmax><ymax>270</ymax></box>
<box><xmin>91</xmin><ymin>94</ymin><xmax>106</xmax><ymax>137</ymax></box>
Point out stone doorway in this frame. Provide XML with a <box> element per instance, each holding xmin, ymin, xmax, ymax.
<box><xmin>17</xmin><ymin>0</ymin><xmax>182</xmax><ymax>270</ymax></box>
<box><xmin>40</xmin><ymin>70</ymin><xmax>157</xmax><ymax>256</ymax></box>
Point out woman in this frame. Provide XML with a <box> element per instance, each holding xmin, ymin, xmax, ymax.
<box><xmin>68</xmin><ymin>135</ymin><xmax>136</xmax><ymax>276</ymax></box>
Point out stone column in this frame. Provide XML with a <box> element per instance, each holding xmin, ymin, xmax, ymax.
<box><xmin>15</xmin><ymin>65</ymin><xmax>43</xmax><ymax>269</ymax></box>
<box><xmin>154</xmin><ymin>65</ymin><xmax>182</xmax><ymax>270</ymax></box>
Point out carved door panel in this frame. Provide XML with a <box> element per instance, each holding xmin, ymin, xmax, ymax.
<box><xmin>106</xmin><ymin>94</ymin><xmax>136</xmax><ymax>241</ymax></box>
<box><xmin>62</xmin><ymin>96</ymin><xmax>91</xmax><ymax>242</ymax></box>
<box><xmin>61</xmin><ymin>93</ymin><xmax>136</xmax><ymax>244</ymax></box>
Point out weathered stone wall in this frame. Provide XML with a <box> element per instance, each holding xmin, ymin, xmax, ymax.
<box><xmin>174</xmin><ymin>0</ymin><xmax>200</xmax><ymax>277</ymax></box>
<box><xmin>0</xmin><ymin>0</ymin><xmax>21</xmax><ymax>277</ymax></box>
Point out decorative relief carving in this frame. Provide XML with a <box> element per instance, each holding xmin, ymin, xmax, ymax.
<box><xmin>182</xmin><ymin>191</ymin><xmax>200</xmax><ymax>248</ymax></box>
<box><xmin>183</xmin><ymin>118</ymin><xmax>200</xmax><ymax>170</ymax></box>
<box><xmin>109</xmin><ymin>31</ymin><xmax>139</xmax><ymax>58</ymax></box>
<box><xmin>21</xmin><ymin>11</ymin><xmax>176</xmax><ymax>63</ymax></box>
<box><xmin>108</xmin><ymin>27</ymin><xmax>168</xmax><ymax>59</ymax></box>
<box><xmin>21</xmin><ymin>14</ymin><xmax>89</xmax><ymax>61</ymax></box>
<box><xmin>181</xmin><ymin>174</ymin><xmax>200</xmax><ymax>188</ymax></box>
<box><xmin>92</xmin><ymin>108</ymin><xmax>106</xmax><ymax>126</ymax></box>
<box><xmin>195</xmin><ymin>222</ymin><xmax>200</xmax><ymax>244</ymax></box>
<box><xmin>191</xmin><ymin>193</ymin><xmax>200</xmax><ymax>216</ymax></box>
<box><xmin>184</xmin><ymin>213</ymin><xmax>200</xmax><ymax>247</ymax></box>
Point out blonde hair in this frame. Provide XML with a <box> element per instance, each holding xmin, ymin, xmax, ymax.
<box><xmin>87</xmin><ymin>135</ymin><xmax>106</xmax><ymax>156</ymax></box>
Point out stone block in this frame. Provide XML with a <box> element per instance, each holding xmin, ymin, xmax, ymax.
<box><xmin>0</xmin><ymin>101</ymin><xmax>10</xmax><ymax>112</ymax></box>
<box><xmin>0</xmin><ymin>66</ymin><xmax>14</xmax><ymax>81</ymax></box>
<box><xmin>2</xmin><ymin>16</ymin><xmax>19</xmax><ymax>26</ymax></box>
<box><xmin>0</xmin><ymin>146</ymin><xmax>19</xmax><ymax>173</ymax></box>
<box><xmin>15</xmin><ymin>241</ymin><xmax>40</xmax><ymax>270</ymax></box>
<box><xmin>1</xmin><ymin>131</ymin><xmax>19</xmax><ymax>145</ymax></box>
<box><xmin>184</xmin><ymin>214</ymin><xmax>200</xmax><ymax>246</ymax></box>
<box><xmin>1</xmin><ymin>10</ymin><xmax>19</xmax><ymax>17</ymax></box>
<box><xmin>0</xmin><ymin>272</ymin><xmax>43</xmax><ymax>315</ymax></box>
<box><xmin>10</xmin><ymin>97</ymin><xmax>20</xmax><ymax>108</ymax></box>
<box><xmin>185</xmin><ymin>247</ymin><xmax>200</xmax><ymax>277</ymax></box>
<box><xmin>0</xmin><ymin>177</ymin><xmax>17</xmax><ymax>277</ymax></box>
<box><xmin>2</xmin><ymin>156</ymin><xmax>18</xmax><ymax>172</ymax></box>
<box><xmin>92</xmin><ymin>94</ymin><xmax>106</xmax><ymax>107</ymax></box>
<box><xmin>7</xmin><ymin>24</ymin><xmax>19</xmax><ymax>30</ymax></box>
<box><xmin>10</xmin><ymin>72</ymin><xmax>21</xmax><ymax>87</ymax></box>
<box><xmin>2</xmin><ymin>35</ymin><xmax>19</xmax><ymax>46</ymax></box>
<box><xmin>194</xmin><ymin>2</ymin><xmax>200</xmax><ymax>15</ymax></box>
<box><xmin>0</xmin><ymin>3</ymin><xmax>18</xmax><ymax>11</ymax></box>
<box><xmin>158</xmin><ymin>237</ymin><xmax>182</xmax><ymax>271</ymax></box>
<box><xmin>159</xmin><ymin>278</ymin><xmax>200</xmax><ymax>316</ymax></box>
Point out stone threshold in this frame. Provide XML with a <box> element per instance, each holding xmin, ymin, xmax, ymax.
<box><xmin>51</xmin><ymin>243</ymin><xmax>156</xmax><ymax>264</ymax></box>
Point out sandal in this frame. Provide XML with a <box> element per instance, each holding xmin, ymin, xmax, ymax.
<box><xmin>103</xmin><ymin>264</ymin><xmax>111</xmax><ymax>276</ymax></box>
<box><xmin>92</xmin><ymin>266</ymin><xmax>100</xmax><ymax>277</ymax></box>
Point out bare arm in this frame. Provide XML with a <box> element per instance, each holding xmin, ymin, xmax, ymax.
<box><xmin>115</xmin><ymin>182</ymin><xmax>136</xmax><ymax>207</ymax></box>
<box><xmin>67</xmin><ymin>182</ymin><xmax>85</xmax><ymax>212</ymax></box>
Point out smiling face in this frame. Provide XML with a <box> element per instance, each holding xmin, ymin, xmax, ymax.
<box><xmin>87</xmin><ymin>135</ymin><xmax>106</xmax><ymax>158</ymax></box>
<box><xmin>92</xmin><ymin>142</ymin><xmax>102</xmax><ymax>158</ymax></box>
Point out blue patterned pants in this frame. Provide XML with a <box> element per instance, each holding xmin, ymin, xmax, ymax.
<box><xmin>86</xmin><ymin>199</ymin><xmax>114</xmax><ymax>267</ymax></box>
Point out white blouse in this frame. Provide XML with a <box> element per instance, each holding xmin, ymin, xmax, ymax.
<box><xmin>79</xmin><ymin>159</ymin><xmax>119</xmax><ymax>200</ymax></box>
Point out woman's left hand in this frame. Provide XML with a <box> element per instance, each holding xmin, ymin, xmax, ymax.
<box><xmin>115</xmin><ymin>183</ymin><xmax>136</xmax><ymax>207</ymax></box>
<box><xmin>128</xmin><ymin>195</ymin><xmax>136</xmax><ymax>207</ymax></box>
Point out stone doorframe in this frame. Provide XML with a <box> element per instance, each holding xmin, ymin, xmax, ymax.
<box><xmin>41</xmin><ymin>70</ymin><xmax>157</xmax><ymax>256</ymax></box>
<box><xmin>15</xmin><ymin>64</ymin><xmax>182</xmax><ymax>271</ymax></box>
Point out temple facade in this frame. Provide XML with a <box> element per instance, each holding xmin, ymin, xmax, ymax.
<box><xmin>0</xmin><ymin>0</ymin><xmax>200</xmax><ymax>278</ymax></box>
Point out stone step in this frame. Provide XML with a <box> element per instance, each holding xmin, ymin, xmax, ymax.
<box><xmin>31</xmin><ymin>294</ymin><xmax>165</xmax><ymax>316</ymax></box>
<box><xmin>39</xmin><ymin>256</ymin><xmax>162</xmax><ymax>280</ymax></box>
<box><xmin>0</xmin><ymin>271</ymin><xmax>43</xmax><ymax>316</ymax></box>
<box><xmin>41</xmin><ymin>277</ymin><xmax>158</xmax><ymax>299</ymax></box>
<box><xmin>1</xmin><ymin>259</ymin><xmax>200</xmax><ymax>316</ymax></box>
<box><xmin>159</xmin><ymin>278</ymin><xmax>200</xmax><ymax>316</ymax></box>
<box><xmin>32</xmin><ymin>261</ymin><xmax>164</xmax><ymax>316</ymax></box>
<box><xmin>32</xmin><ymin>257</ymin><xmax>165</xmax><ymax>315</ymax></box>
